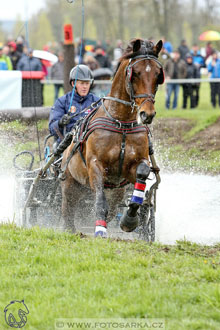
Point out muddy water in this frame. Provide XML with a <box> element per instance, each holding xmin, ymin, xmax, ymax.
<box><xmin>0</xmin><ymin>172</ymin><xmax>219</xmax><ymax>245</ymax></box>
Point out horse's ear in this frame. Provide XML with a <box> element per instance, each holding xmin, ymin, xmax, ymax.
<box><xmin>155</xmin><ymin>40</ymin><xmax>163</xmax><ymax>55</ymax></box>
<box><xmin>133</xmin><ymin>39</ymin><xmax>142</xmax><ymax>53</ymax></box>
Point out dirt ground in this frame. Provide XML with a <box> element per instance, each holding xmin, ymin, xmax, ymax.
<box><xmin>152</xmin><ymin>117</ymin><xmax>220</xmax><ymax>152</ymax></box>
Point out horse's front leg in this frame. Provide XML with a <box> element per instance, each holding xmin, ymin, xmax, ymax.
<box><xmin>88</xmin><ymin>161</ymin><xmax>108</xmax><ymax>237</ymax></box>
<box><xmin>120</xmin><ymin>161</ymin><xmax>150</xmax><ymax>232</ymax></box>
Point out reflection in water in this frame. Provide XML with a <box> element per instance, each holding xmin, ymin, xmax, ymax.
<box><xmin>0</xmin><ymin>173</ymin><xmax>220</xmax><ymax>245</ymax></box>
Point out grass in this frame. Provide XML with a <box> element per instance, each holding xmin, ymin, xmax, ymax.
<box><xmin>0</xmin><ymin>223</ymin><xmax>220</xmax><ymax>330</ymax></box>
<box><xmin>155</xmin><ymin>82</ymin><xmax>220</xmax><ymax>136</ymax></box>
<box><xmin>156</xmin><ymin>144</ymin><xmax>220</xmax><ymax>174</ymax></box>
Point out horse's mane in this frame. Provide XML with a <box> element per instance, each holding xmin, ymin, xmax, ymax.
<box><xmin>113</xmin><ymin>38</ymin><xmax>158</xmax><ymax>77</ymax></box>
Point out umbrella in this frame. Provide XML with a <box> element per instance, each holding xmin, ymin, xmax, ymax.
<box><xmin>33</xmin><ymin>50</ymin><xmax>58</xmax><ymax>63</ymax></box>
<box><xmin>199</xmin><ymin>30</ymin><xmax>220</xmax><ymax>41</ymax></box>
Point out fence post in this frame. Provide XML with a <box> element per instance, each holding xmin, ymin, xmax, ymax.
<box><xmin>63</xmin><ymin>24</ymin><xmax>75</xmax><ymax>94</ymax></box>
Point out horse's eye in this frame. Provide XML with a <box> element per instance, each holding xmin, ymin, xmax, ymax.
<box><xmin>132</xmin><ymin>71</ymin><xmax>140</xmax><ymax>78</ymax></box>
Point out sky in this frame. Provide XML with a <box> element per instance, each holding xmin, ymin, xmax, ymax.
<box><xmin>0</xmin><ymin>0</ymin><xmax>46</xmax><ymax>21</ymax></box>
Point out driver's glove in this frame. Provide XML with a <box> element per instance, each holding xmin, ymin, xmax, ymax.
<box><xmin>58</xmin><ymin>114</ymin><xmax>72</xmax><ymax>127</ymax></box>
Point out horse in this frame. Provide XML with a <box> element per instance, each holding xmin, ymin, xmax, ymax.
<box><xmin>60</xmin><ymin>38</ymin><xmax>164</xmax><ymax>237</ymax></box>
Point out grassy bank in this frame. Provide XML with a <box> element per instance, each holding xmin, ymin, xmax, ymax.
<box><xmin>0</xmin><ymin>224</ymin><xmax>220</xmax><ymax>329</ymax></box>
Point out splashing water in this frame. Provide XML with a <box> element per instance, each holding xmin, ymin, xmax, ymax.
<box><xmin>0</xmin><ymin>172</ymin><xmax>219</xmax><ymax>245</ymax></box>
<box><xmin>0</xmin><ymin>175</ymin><xmax>15</xmax><ymax>223</ymax></box>
<box><xmin>156</xmin><ymin>172</ymin><xmax>220</xmax><ymax>245</ymax></box>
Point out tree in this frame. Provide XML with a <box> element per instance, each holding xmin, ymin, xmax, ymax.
<box><xmin>29</xmin><ymin>11</ymin><xmax>55</xmax><ymax>49</ymax></box>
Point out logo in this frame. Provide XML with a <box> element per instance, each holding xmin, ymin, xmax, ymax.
<box><xmin>4</xmin><ymin>300</ymin><xmax>29</xmax><ymax>328</ymax></box>
<box><xmin>70</xmin><ymin>106</ymin><xmax>76</xmax><ymax>113</ymax></box>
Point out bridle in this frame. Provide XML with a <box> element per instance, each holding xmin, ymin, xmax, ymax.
<box><xmin>103</xmin><ymin>54</ymin><xmax>164</xmax><ymax>112</ymax></box>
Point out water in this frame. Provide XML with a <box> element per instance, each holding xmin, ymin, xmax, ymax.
<box><xmin>0</xmin><ymin>172</ymin><xmax>219</xmax><ymax>245</ymax></box>
<box><xmin>156</xmin><ymin>172</ymin><xmax>220</xmax><ymax>245</ymax></box>
<box><xmin>0</xmin><ymin>175</ymin><xmax>15</xmax><ymax>223</ymax></box>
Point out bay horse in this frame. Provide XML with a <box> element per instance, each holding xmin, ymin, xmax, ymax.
<box><xmin>61</xmin><ymin>38</ymin><xmax>164</xmax><ymax>236</ymax></box>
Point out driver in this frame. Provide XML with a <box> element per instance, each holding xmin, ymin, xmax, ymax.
<box><xmin>49</xmin><ymin>64</ymin><xmax>100</xmax><ymax>143</ymax></box>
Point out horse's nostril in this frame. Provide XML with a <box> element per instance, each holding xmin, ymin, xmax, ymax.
<box><xmin>140</xmin><ymin>111</ymin><xmax>147</xmax><ymax>121</ymax></box>
<box><xmin>140</xmin><ymin>111</ymin><xmax>156</xmax><ymax>124</ymax></box>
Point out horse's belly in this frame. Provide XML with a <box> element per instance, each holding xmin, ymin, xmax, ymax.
<box><xmin>68</xmin><ymin>152</ymin><xmax>89</xmax><ymax>185</ymax></box>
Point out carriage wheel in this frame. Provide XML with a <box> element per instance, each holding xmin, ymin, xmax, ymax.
<box><xmin>138</xmin><ymin>204</ymin><xmax>155</xmax><ymax>242</ymax></box>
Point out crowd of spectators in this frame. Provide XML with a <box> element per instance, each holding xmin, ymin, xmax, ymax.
<box><xmin>0</xmin><ymin>37</ymin><xmax>43</xmax><ymax>72</ymax></box>
<box><xmin>1</xmin><ymin>35</ymin><xmax>220</xmax><ymax>107</ymax></box>
<box><xmin>161</xmin><ymin>38</ymin><xmax>220</xmax><ymax>109</ymax></box>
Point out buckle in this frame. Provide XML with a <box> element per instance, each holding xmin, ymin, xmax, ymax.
<box><xmin>116</xmin><ymin>120</ymin><xmax>122</xmax><ymax>129</ymax></box>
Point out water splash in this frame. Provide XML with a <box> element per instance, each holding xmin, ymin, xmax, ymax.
<box><xmin>0</xmin><ymin>175</ymin><xmax>15</xmax><ymax>223</ymax></box>
<box><xmin>156</xmin><ymin>172</ymin><xmax>220</xmax><ymax>245</ymax></box>
<box><xmin>0</xmin><ymin>172</ymin><xmax>219</xmax><ymax>245</ymax></box>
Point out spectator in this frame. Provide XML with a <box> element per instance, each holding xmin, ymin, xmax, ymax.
<box><xmin>105</xmin><ymin>39</ymin><xmax>114</xmax><ymax>61</ymax></box>
<box><xmin>207</xmin><ymin>52</ymin><xmax>220</xmax><ymax>108</ymax></box>
<box><xmin>2</xmin><ymin>45</ymin><xmax>10</xmax><ymax>56</ymax></box>
<box><xmin>182</xmin><ymin>53</ymin><xmax>200</xmax><ymax>109</ymax></box>
<box><xmin>159</xmin><ymin>46</ymin><xmax>171</xmax><ymax>66</ymax></box>
<box><xmin>113</xmin><ymin>40</ymin><xmax>123</xmax><ymax>61</ymax></box>
<box><xmin>190</xmin><ymin>44</ymin><xmax>205</xmax><ymax>107</ymax></box>
<box><xmin>84</xmin><ymin>54</ymin><xmax>100</xmax><ymax>71</ymax></box>
<box><xmin>94</xmin><ymin>45</ymin><xmax>112</xmax><ymax>69</ymax></box>
<box><xmin>0</xmin><ymin>45</ymin><xmax>13</xmax><ymax>70</ymax></box>
<box><xmin>178</xmin><ymin>39</ymin><xmax>189</xmax><ymax>60</ymax></box>
<box><xmin>8</xmin><ymin>41</ymin><xmax>22</xmax><ymax>69</ymax></box>
<box><xmin>162</xmin><ymin>37</ymin><xmax>173</xmax><ymax>54</ymax></box>
<box><xmin>51</xmin><ymin>52</ymin><xmax>64</xmax><ymax>102</ymax></box>
<box><xmin>17</xmin><ymin>48</ymin><xmax>42</xmax><ymax>71</ymax></box>
<box><xmin>16</xmin><ymin>36</ymin><xmax>24</xmax><ymax>54</ymax></box>
<box><xmin>205</xmin><ymin>42</ymin><xmax>215</xmax><ymax>61</ymax></box>
<box><xmin>164</xmin><ymin>49</ymin><xmax>187</xmax><ymax>109</ymax></box>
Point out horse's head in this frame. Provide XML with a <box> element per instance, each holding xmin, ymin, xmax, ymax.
<box><xmin>122</xmin><ymin>38</ymin><xmax>164</xmax><ymax>125</ymax></box>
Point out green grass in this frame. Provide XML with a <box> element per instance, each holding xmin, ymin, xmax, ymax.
<box><xmin>156</xmin><ymin>82</ymin><xmax>220</xmax><ymax>137</ymax></box>
<box><xmin>0</xmin><ymin>224</ymin><xmax>220</xmax><ymax>330</ymax></box>
<box><xmin>156</xmin><ymin>144</ymin><xmax>220</xmax><ymax>174</ymax></box>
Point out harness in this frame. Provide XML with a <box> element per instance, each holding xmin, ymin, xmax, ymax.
<box><xmin>104</xmin><ymin>54</ymin><xmax>164</xmax><ymax>112</ymax></box>
<box><xmin>59</xmin><ymin>105</ymin><xmax>149</xmax><ymax>187</ymax></box>
<box><xmin>59</xmin><ymin>52</ymin><xmax>164</xmax><ymax>187</ymax></box>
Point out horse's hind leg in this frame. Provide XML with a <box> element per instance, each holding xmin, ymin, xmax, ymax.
<box><xmin>120</xmin><ymin>162</ymin><xmax>150</xmax><ymax>232</ymax></box>
<box><xmin>106</xmin><ymin>188</ymin><xmax>125</xmax><ymax>223</ymax></box>
<box><xmin>61</xmin><ymin>173</ymin><xmax>81</xmax><ymax>233</ymax></box>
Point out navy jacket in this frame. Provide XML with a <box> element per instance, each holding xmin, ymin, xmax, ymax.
<box><xmin>17</xmin><ymin>55</ymin><xmax>42</xmax><ymax>71</ymax></box>
<box><xmin>49</xmin><ymin>91</ymin><xmax>100</xmax><ymax>142</ymax></box>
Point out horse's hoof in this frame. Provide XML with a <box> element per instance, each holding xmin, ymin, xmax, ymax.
<box><xmin>120</xmin><ymin>211</ymin><xmax>139</xmax><ymax>232</ymax></box>
<box><xmin>94</xmin><ymin>230</ymin><xmax>107</xmax><ymax>238</ymax></box>
<box><xmin>94</xmin><ymin>220</ymin><xmax>107</xmax><ymax>238</ymax></box>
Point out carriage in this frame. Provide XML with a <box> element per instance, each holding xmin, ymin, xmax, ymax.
<box><xmin>12</xmin><ymin>38</ymin><xmax>163</xmax><ymax>242</ymax></box>
<box><xmin>13</xmin><ymin>140</ymin><xmax>160</xmax><ymax>241</ymax></box>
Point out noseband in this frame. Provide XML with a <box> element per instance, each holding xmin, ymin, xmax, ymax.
<box><xmin>103</xmin><ymin>54</ymin><xmax>163</xmax><ymax>112</ymax></box>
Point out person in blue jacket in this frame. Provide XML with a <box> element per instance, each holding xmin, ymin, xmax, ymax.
<box><xmin>207</xmin><ymin>52</ymin><xmax>220</xmax><ymax>107</ymax></box>
<box><xmin>190</xmin><ymin>44</ymin><xmax>205</xmax><ymax>107</ymax></box>
<box><xmin>49</xmin><ymin>64</ymin><xmax>100</xmax><ymax>143</ymax></box>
